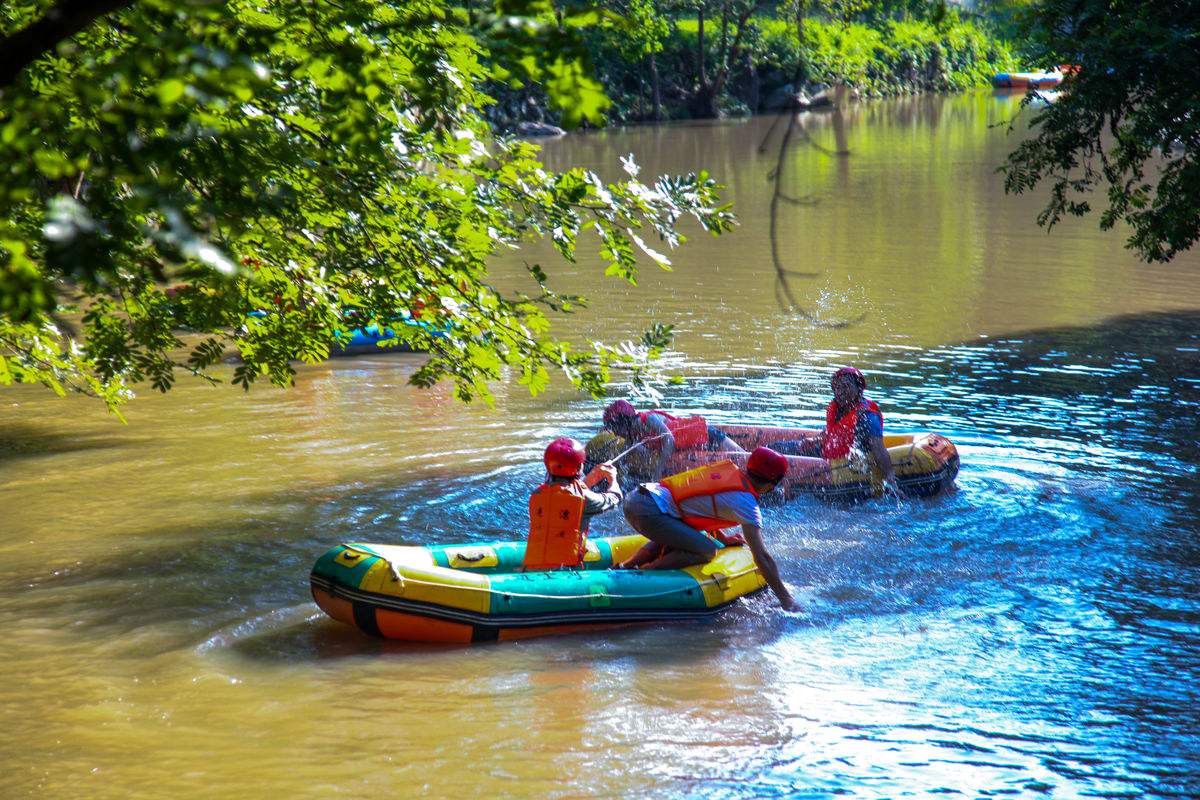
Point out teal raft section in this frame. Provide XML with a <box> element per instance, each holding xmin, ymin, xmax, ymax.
<box><xmin>246</xmin><ymin>309</ymin><xmax>450</xmax><ymax>356</ymax></box>
<box><xmin>309</xmin><ymin>534</ymin><xmax>768</xmax><ymax>643</ymax></box>
<box><xmin>331</xmin><ymin>314</ymin><xmax>451</xmax><ymax>355</ymax></box>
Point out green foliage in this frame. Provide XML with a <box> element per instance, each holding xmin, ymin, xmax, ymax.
<box><xmin>0</xmin><ymin>0</ymin><xmax>736</xmax><ymax>413</ymax></box>
<box><xmin>524</xmin><ymin>5</ymin><xmax>1014</xmax><ymax>125</ymax></box>
<box><xmin>474</xmin><ymin>0</ymin><xmax>619</xmax><ymax>127</ymax></box>
<box><xmin>622</xmin><ymin>0</ymin><xmax>671</xmax><ymax>59</ymax></box>
<box><xmin>1002</xmin><ymin>0</ymin><xmax>1200</xmax><ymax>262</ymax></box>
<box><xmin>754</xmin><ymin>11</ymin><xmax>1016</xmax><ymax>95</ymax></box>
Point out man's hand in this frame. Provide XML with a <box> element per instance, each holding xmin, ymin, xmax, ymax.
<box><xmin>584</xmin><ymin>462</ymin><xmax>619</xmax><ymax>489</ymax></box>
<box><xmin>882</xmin><ymin>475</ymin><xmax>907</xmax><ymax>499</ymax></box>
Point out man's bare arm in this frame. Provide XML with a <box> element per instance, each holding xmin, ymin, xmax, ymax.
<box><xmin>741</xmin><ymin>523</ymin><xmax>798</xmax><ymax>610</ymax></box>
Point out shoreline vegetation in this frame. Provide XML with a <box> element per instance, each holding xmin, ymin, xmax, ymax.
<box><xmin>486</xmin><ymin>9</ymin><xmax>1020</xmax><ymax>133</ymax></box>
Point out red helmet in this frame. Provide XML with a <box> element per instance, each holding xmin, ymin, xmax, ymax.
<box><xmin>544</xmin><ymin>437</ymin><xmax>586</xmax><ymax>477</ymax></box>
<box><xmin>831</xmin><ymin>366</ymin><xmax>866</xmax><ymax>391</ymax></box>
<box><xmin>746</xmin><ymin>447</ymin><xmax>788</xmax><ymax>483</ymax></box>
<box><xmin>602</xmin><ymin>399</ymin><xmax>638</xmax><ymax>428</ymax></box>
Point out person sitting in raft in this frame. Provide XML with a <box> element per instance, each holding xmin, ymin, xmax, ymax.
<box><xmin>777</xmin><ymin>367</ymin><xmax>906</xmax><ymax>498</ymax></box>
<box><xmin>523</xmin><ymin>437</ymin><xmax>623</xmax><ymax>571</ymax></box>
<box><xmin>617</xmin><ymin>447</ymin><xmax>798</xmax><ymax>611</ymax></box>
<box><xmin>601</xmin><ymin>400</ymin><xmax>743</xmax><ymax>480</ymax></box>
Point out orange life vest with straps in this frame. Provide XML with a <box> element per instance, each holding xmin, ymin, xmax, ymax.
<box><xmin>823</xmin><ymin>398</ymin><xmax>882</xmax><ymax>460</ymax></box>
<box><xmin>639</xmin><ymin>410</ymin><xmax>709</xmax><ymax>450</ymax></box>
<box><xmin>659</xmin><ymin>459</ymin><xmax>757</xmax><ymax>546</ymax></box>
<box><xmin>524</xmin><ymin>481</ymin><xmax>587</xmax><ymax>570</ymax></box>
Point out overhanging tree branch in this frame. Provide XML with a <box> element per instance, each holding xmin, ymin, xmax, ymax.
<box><xmin>0</xmin><ymin>0</ymin><xmax>133</xmax><ymax>90</ymax></box>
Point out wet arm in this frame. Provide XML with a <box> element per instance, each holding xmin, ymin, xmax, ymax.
<box><xmin>741</xmin><ymin>523</ymin><xmax>798</xmax><ymax>610</ymax></box>
<box><xmin>581</xmin><ymin>483</ymin><xmax>623</xmax><ymax>516</ymax></box>
<box><xmin>868</xmin><ymin>435</ymin><xmax>905</xmax><ymax>497</ymax></box>
<box><xmin>653</xmin><ymin>433</ymin><xmax>675</xmax><ymax>480</ymax></box>
<box><xmin>642</xmin><ymin>415</ymin><xmax>674</xmax><ymax>480</ymax></box>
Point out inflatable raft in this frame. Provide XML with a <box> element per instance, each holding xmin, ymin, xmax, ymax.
<box><xmin>588</xmin><ymin>425</ymin><xmax>959</xmax><ymax>502</ymax></box>
<box><xmin>311</xmin><ymin>535</ymin><xmax>767</xmax><ymax>643</ymax></box>
<box><xmin>246</xmin><ymin>310</ymin><xmax>448</xmax><ymax>356</ymax></box>
<box><xmin>331</xmin><ymin>313</ymin><xmax>450</xmax><ymax>356</ymax></box>
<box><xmin>992</xmin><ymin>69</ymin><xmax>1064</xmax><ymax>89</ymax></box>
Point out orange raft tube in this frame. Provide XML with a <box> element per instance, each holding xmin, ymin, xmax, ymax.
<box><xmin>590</xmin><ymin>426</ymin><xmax>959</xmax><ymax>502</ymax></box>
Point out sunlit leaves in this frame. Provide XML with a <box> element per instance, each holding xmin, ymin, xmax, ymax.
<box><xmin>0</xmin><ymin>0</ymin><xmax>735</xmax><ymax>413</ymax></box>
<box><xmin>1002</xmin><ymin>0</ymin><xmax>1200</xmax><ymax>262</ymax></box>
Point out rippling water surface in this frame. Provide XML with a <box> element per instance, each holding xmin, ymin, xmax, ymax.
<box><xmin>2</xmin><ymin>93</ymin><xmax>1198</xmax><ymax>798</ymax></box>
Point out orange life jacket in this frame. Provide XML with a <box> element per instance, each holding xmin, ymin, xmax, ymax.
<box><xmin>524</xmin><ymin>480</ymin><xmax>587</xmax><ymax>570</ymax></box>
<box><xmin>823</xmin><ymin>398</ymin><xmax>882</xmax><ymax>459</ymax></box>
<box><xmin>639</xmin><ymin>410</ymin><xmax>709</xmax><ymax>450</ymax></box>
<box><xmin>660</xmin><ymin>459</ymin><xmax>757</xmax><ymax>545</ymax></box>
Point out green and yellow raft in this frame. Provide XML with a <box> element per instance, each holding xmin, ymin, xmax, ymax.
<box><xmin>311</xmin><ymin>535</ymin><xmax>767</xmax><ymax>643</ymax></box>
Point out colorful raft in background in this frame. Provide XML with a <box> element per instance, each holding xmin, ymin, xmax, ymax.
<box><xmin>331</xmin><ymin>313</ymin><xmax>450</xmax><ymax>356</ymax></box>
<box><xmin>588</xmin><ymin>425</ymin><xmax>959</xmax><ymax>502</ymax></box>
<box><xmin>311</xmin><ymin>535</ymin><xmax>767</xmax><ymax>643</ymax></box>
<box><xmin>991</xmin><ymin>69</ymin><xmax>1065</xmax><ymax>89</ymax></box>
<box><xmin>246</xmin><ymin>309</ymin><xmax>449</xmax><ymax>356</ymax></box>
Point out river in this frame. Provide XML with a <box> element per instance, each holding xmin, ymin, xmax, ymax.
<box><xmin>1</xmin><ymin>92</ymin><xmax>1198</xmax><ymax>798</ymax></box>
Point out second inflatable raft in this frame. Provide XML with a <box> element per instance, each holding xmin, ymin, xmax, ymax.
<box><xmin>589</xmin><ymin>425</ymin><xmax>959</xmax><ymax>502</ymax></box>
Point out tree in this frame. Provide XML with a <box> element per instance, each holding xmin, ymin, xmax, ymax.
<box><xmin>1002</xmin><ymin>0</ymin><xmax>1200</xmax><ymax>262</ymax></box>
<box><xmin>622</xmin><ymin>0</ymin><xmax>671</xmax><ymax>121</ymax></box>
<box><xmin>0</xmin><ymin>0</ymin><xmax>735</xmax><ymax>416</ymax></box>
<box><xmin>688</xmin><ymin>0</ymin><xmax>776</xmax><ymax>118</ymax></box>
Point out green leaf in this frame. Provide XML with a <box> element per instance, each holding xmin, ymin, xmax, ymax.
<box><xmin>157</xmin><ymin>79</ymin><xmax>187</xmax><ymax>104</ymax></box>
<box><xmin>0</xmin><ymin>0</ymin><xmax>733</xmax><ymax>416</ymax></box>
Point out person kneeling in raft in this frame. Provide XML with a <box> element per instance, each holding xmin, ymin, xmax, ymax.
<box><xmin>777</xmin><ymin>367</ymin><xmax>906</xmax><ymax>499</ymax></box>
<box><xmin>618</xmin><ymin>447</ymin><xmax>798</xmax><ymax>611</ymax></box>
<box><xmin>523</xmin><ymin>438</ymin><xmax>623</xmax><ymax>571</ymax></box>
<box><xmin>602</xmin><ymin>400</ymin><xmax>744</xmax><ymax>480</ymax></box>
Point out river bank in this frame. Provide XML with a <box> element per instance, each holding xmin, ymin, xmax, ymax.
<box><xmin>488</xmin><ymin>11</ymin><xmax>1019</xmax><ymax>131</ymax></box>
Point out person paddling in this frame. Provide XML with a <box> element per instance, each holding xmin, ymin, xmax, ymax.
<box><xmin>523</xmin><ymin>438</ymin><xmax>623</xmax><ymax>570</ymax></box>
<box><xmin>778</xmin><ymin>367</ymin><xmax>905</xmax><ymax>498</ymax></box>
<box><xmin>618</xmin><ymin>447</ymin><xmax>798</xmax><ymax>611</ymax></box>
<box><xmin>601</xmin><ymin>400</ymin><xmax>743</xmax><ymax>480</ymax></box>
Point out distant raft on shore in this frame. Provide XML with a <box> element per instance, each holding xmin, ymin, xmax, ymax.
<box><xmin>311</xmin><ymin>536</ymin><xmax>767</xmax><ymax>643</ymax></box>
<box><xmin>588</xmin><ymin>425</ymin><xmax>960</xmax><ymax>503</ymax></box>
<box><xmin>991</xmin><ymin>68</ymin><xmax>1068</xmax><ymax>89</ymax></box>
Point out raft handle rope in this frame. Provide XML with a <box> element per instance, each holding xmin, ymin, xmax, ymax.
<box><xmin>335</xmin><ymin>545</ymin><xmax>759</xmax><ymax>601</ymax></box>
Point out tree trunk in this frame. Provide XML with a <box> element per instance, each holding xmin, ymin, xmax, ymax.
<box><xmin>742</xmin><ymin>51</ymin><xmax>760</xmax><ymax>112</ymax></box>
<box><xmin>690</xmin><ymin>84</ymin><xmax>720</xmax><ymax>118</ymax></box>
<box><xmin>709</xmin><ymin>2</ymin><xmax>759</xmax><ymax>103</ymax></box>
<box><xmin>718</xmin><ymin>0</ymin><xmax>730</xmax><ymax>74</ymax></box>
<box><xmin>791</xmin><ymin>0</ymin><xmax>809</xmax><ymax>89</ymax></box>
<box><xmin>697</xmin><ymin>4</ymin><xmax>707</xmax><ymax>90</ymax></box>
<box><xmin>649</xmin><ymin>52</ymin><xmax>663</xmax><ymax>122</ymax></box>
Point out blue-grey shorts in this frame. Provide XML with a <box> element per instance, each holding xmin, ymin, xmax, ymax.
<box><xmin>623</xmin><ymin>488</ymin><xmax>719</xmax><ymax>558</ymax></box>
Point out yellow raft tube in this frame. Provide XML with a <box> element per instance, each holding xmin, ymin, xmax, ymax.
<box><xmin>311</xmin><ymin>535</ymin><xmax>767</xmax><ymax>643</ymax></box>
